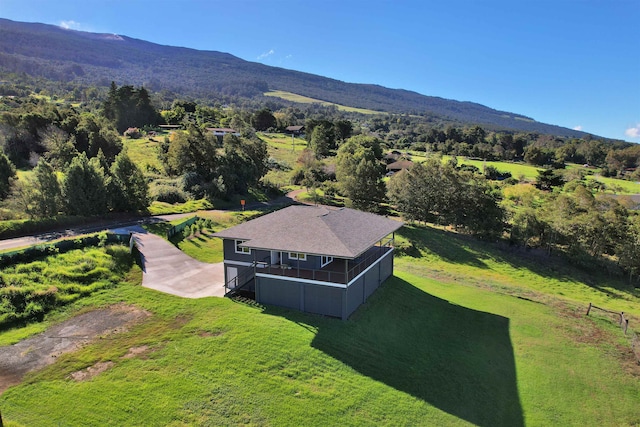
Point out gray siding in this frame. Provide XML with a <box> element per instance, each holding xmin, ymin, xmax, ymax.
<box><xmin>253</xmin><ymin>249</ymin><xmax>395</xmax><ymax>320</ymax></box>
<box><xmin>304</xmin><ymin>284</ymin><xmax>342</xmax><ymax>318</ymax></box>
<box><xmin>256</xmin><ymin>277</ymin><xmax>301</xmax><ymax>310</ymax></box>
<box><xmin>222</xmin><ymin>239</ymin><xmax>253</xmax><ymax>263</ymax></box>
<box><xmin>284</xmin><ymin>252</ymin><xmax>319</xmax><ymax>269</ymax></box>
<box><xmin>380</xmin><ymin>250</ymin><xmax>393</xmax><ymax>281</ymax></box>
<box><xmin>346</xmin><ymin>278</ymin><xmax>364</xmax><ymax>317</ymax></box>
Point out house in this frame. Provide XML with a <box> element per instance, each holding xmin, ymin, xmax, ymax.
<box><xmin>383</xmin><ymin>150</ymin><xmax>402</xmax><ymax>164</ymax></box>
<box><xmin>285</xmin><ymin>125</ymin><xmax>305</xmax><ymax>136</ymax></box>
<box><xmin>212</xmin><ymin>205</ymin><xmax>403</xmax><ymax>320</ymax></box>
<box><xmin>386</xmin><ymin>160</ymin><xmax>414</xmax><ymax>175</ymax></box>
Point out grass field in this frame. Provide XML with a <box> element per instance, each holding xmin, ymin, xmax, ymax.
<box><xmin>1</xmin><ymin>213</ymin><xmax>639</xmax><ymax>426</ymax></box>
<box><xmin>264</xmin><ymin>90</ymin><xmax>382</xmax><ymax>115</ymax></box>
<box><xmin>122</xmin><ymin>135</ymin><xmax>164</xmax><ymax>172</ymax></box>
<box><xmin>407</xmin><ymin>153</ymin><xmax>640</xmax><ymax>194</ymax></box>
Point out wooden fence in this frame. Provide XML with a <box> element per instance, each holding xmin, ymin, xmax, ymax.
<box><xmin>586</xmin><ymin>303</ymin><xmax>639</xmax><ymax>362</ymax></box>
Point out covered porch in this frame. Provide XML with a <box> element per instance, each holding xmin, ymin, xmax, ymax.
<box><xmin>258</xmin><ymin>244</ymin><xmax>393</xmax><ymax>285</ymax></box>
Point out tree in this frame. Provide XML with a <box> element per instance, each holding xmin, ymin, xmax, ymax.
<box><xmin>388</xmin><ymin>158</ymin><xmax>505</xmax><ymax>237</ymax></box>
<box><xmin>535</xmin><ymin>168</ymin><xmax>564</xmax><ymax>191</ymax></box>
<box><xmin>336</xmin><ymin>137</ymin><xmax>386</xmax><ymax>212</ymax></box>
<box><xmin>334</xmin><ymin>120</ymin><xmax>353</xmax><ymax>143</ymax></box>
<box><xmin>30</xmin><ymin>158</ymin><xmax>62</xmax><ymax>217</ymax></box>
<box><xmin>62</xmin><ymin>153</ymin><xmax>108</xmax><ymax>216</ymax></box>
<box><xmin>103</xmin><ymin>83</ymin><xmax>162</xmax><ymax>133</ymax></box>
<box><xmin>220</xmin><ymin>134</ymin><xmax>268</xmax><ymax>194</ymax></box>
<box><xmin>309</xmin><ymin>122</ymin><xmax>335</xmax><ymax>158</ymax></box>
<box><xmin>251</xmin><ymin>108</ymin><xmax>276</xmax><ymax>131</ymax></box>
<box><xmin>166</xmin><ymin>125</ymin><xmax>218</xmax><ymax>177</ymax></box>
<box><xmin>0</xmin><ymin>148</ymin><xmax>16</xmax><ymax>200</ymax></box>
<box><xmin>74</xmin><ymin>113</ymin><xmax>122</xmax><ymax>162</ymax></box>
<box><xmin>41</xmin><ymin>125</ymin><xmax>78</xmax><ymax>170</ymax></box>
<box><xmin>109</xmin><ymin>151</ymin><xmax>149</xmax><ymax>212</ymax></box>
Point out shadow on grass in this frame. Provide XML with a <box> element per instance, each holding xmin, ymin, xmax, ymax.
<box><xmin>397</xmin><ymin>225</ymin><xmax>489</xmax><ymax>269</ymax></box>
<box><xmin>263</xmin><ymin>277</ymin><xmax>524</xmax><ymax>427</ymax></box>
<box><xmin>399</xmin><ymin>223</ymin><xmax>639</xmax><ymax>297</ymax></box>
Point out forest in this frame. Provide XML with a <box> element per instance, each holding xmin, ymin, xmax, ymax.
<box><xmin>0</xmin><ymin>78</ymin><xmax>639</xmax><ymax>285</ymax></box>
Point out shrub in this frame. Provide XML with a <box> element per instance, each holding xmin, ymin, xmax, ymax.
<box><xmin>123</xmin><ymin>127</ymin><xmax>142</xmax><ymax>139</ymax></box>
<box><xmin>151</xmin><ymin>185</ymin><xmax>187</xmax><ymax>204</ymax></box>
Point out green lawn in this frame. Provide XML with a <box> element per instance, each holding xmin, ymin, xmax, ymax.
<box><xmin>122</xmin><ymin>135</ymin><xmax>164</xmax><ymax>172</ymax></box>
<box><xmin>586</xmin><ymin>175</ymin><xmax>640</xmax><ymax>194</ymax></box>
<box><xmin>1</xmin><ymin>218</ymin><xmax>639</xmax><ymax>425</ymax></box>
<box><xmin>264</xmin><ymin>91</ymin><xmax>382</xmax><ymax>115</ymax></box>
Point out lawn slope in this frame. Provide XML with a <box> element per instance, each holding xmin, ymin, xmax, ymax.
<box><xmin>1</xmin><ymin>221</ymin><xmax>639</xmax><ymax>426</ymax></box>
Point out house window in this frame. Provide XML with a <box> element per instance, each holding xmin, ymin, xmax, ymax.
<box><xmin>288</xmin><ymin>252</ymin><xmax>307</xmax><ymax>261</ymax></box>
<box><xmin>321</xmin><ymin>256</ymin><xmax>333</xmax><ymax>267</ymax></box>
<box><xmin>235</xmin><ymin>240</ymin><xmax>251</xmax><ymax>254</ymax></box>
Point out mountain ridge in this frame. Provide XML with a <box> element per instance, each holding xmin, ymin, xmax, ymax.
<box><xmin>0</xmin><ymin>18</ymin><xmax>597</xmax><ymax>139</ymax></box>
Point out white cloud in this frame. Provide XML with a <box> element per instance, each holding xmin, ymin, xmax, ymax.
<box><xmin>59</xmin><ymin>20</ymin><xmax>81</xmax><ymax>30</ymax></box>
<box><xmin>573</xmin><ymin>125</ymin><xmax>583</xmax><ymax>131</ymax></box>
<box><xmin>257</xmin><ymin>49</ymin><xmax>275</xmax><ymax>60</ymax></box>
<box><xmin>625</xmin><ymin>124</ymin><xmax>640</xmax><ymax>138</ymax></box>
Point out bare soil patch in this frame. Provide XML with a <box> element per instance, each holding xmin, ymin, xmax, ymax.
<box><xmin>69</xmin><ymin>361</ymin><xmax>115</xmax><ymax>382</ymax></box>
<box><xmin>121</xmin><ymin>345</ymin><xmax>151</xmax><ymax>359</ymax></box>
<box><xmin>0</xmin><ymin>304</ymin><xmax>150</xmax><ymax>394</ymax></box>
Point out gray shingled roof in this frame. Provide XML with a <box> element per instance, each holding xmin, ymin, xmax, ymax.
<box><xmin>212</xmin><ymin>206</ymin><xmax>403</xmax><ymax>259</ymax></box>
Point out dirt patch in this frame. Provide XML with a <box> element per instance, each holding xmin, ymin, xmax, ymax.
<box><xmin>0</xmin><ymin>304</ymin><xmax>150</xmax><ymax>394</ymax></box>
<box><xmin>121</xmin><ymin>345</ymin><xmax>151</xmax><ymax>359</ymax></box>
<box><xmin>69</xmin><ymin>361</ymin><xmax>115</xmax><ymax>382</ymax></box>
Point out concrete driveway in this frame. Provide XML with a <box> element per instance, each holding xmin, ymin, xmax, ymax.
<box><xmin>113</xmin><ymin>226</ymin><xmax>226</xmax><ymax>298</ymax></box>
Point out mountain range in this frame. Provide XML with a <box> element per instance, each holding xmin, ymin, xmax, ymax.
<box><xmin>0</xmin><ymin>18</ymin><xmax>596</xmax><ymax>138</ymax></box>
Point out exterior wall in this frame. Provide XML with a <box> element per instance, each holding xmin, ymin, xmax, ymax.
<box><xmin>283</xmin><ymin>252</ymin><xmax>320</xmax><ymax>269</ymax></box>
<box><xmin>256</xmin><ymin>277</ymin><xmax>301</xmax><ymax>310</ymax></box>
<box><xmin>255</xmin><ymin>250</ymin><xmax>395</xmax><ymax>320</ymax></box>
<box><xmin>304</xmin><ymin>284</ymin><xmax>342</xmax><ymax>318</ymax></box>
<box><xmin>345</xmin><ymin>248</ymin><xmax>395</xmax><ymax>318</ymax></box>
<box><xmin>256</xmin><ymin>275</ymin><xmax>344</xmax><ymax>318</ymax></box>
<box><xmin>346</xmin><ymin>278</ymin><xmax>364</xmax><ymax>316</ymax></box>
<box><xmin>222</xmin><ymin>239</ymin><xmax>253</xmax><ymax>264</ymax></box>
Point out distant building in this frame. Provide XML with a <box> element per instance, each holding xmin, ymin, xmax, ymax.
<box><xmin>386</xmin><ymin>160</ymin><xmax>414</xmax><ymax>175</ymax></box>
<box><xmin>159</xmin><ymin>124</ymin><xmax>182</xmax><ymax>130</ymax></box>
<box><xmin>285</xmin><ymin>125</ymin><xmax>305</xmax><ymax>136</ymax></box>
<box><xmin>206</xmin><ymin>127</ymin><xmax>240</xmax><ymax>137</ymax></box>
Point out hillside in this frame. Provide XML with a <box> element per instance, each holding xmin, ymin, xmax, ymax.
<box><xmin>0</xmin><ymin>18</ymin><xmax>596</xmax><ymax>138</ymax></box>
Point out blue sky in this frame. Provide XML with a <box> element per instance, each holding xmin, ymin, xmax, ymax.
<box><xmin>1</xmin><ymin>0</ymin><xmax>638</xmax><ymax>141</ymax></box>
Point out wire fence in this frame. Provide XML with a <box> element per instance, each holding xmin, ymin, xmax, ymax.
<box><xmin>586</xmin><ymin>303</ymin><xmax>639</xmax><ymax>363</ymax></box>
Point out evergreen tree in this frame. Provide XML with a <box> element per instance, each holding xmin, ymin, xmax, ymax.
<box><xmin>0</xmin><ymin>149</ymin><xmax>16</xmax><ymax>200</ymax></box>
<box><xmin>31</xmin><ymin>158</ymin><xmax>62</xmax><ymax>217</ymax></box>
<box><xmin>110</xmin><ymin>151</ymin><xmax>149</xmax><ymax>212</ymax></box>
<box><xmin>62</xmin><ymin>153</ymin><xmax>108</xmax><ymax>216</ymax></box>
<box><xmin>309</xmin><ymin>123</ymin><xmax>335</xmax><ymax>158</ymax></box>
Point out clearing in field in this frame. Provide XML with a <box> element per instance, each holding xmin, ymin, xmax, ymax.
<box><xmin>264</xmin><ymin>90</ymin><xmax>382</xmax><ymax>115</ymax></box>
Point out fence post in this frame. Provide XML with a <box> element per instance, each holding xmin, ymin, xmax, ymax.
<box><xmin>624</xmin><ymin>318</ymin><xmax>629</xmax><ymax>335</ymax></box>
<box><xmin>620</xmin><ymin>312</ymin><xmax>624</xmax><ymax>325</ymax></box>
<box><xmin>586</xmin><ymin>302</ymin><xmax>592</xmax><ymax>316</ymax></box>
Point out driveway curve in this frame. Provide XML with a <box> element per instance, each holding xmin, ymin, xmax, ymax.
<box><xmin>114</xmin><ymin>226</ymin><xmax>226</xmax><ymax>298</ymax></box>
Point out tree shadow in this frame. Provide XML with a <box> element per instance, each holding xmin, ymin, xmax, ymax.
<box><xmin>399</xmin><ymin>223</ymin><xmax>640</xmax><ymax>298</ymax></box>
<box><xmin>397</xmin><ymin>225</ymin><xmax>489</xmax><ymax>269</ymax></box>
<box><xmin>262</xmin><ymin>277</ymin><xmax>524</xmax><ymax>426</ymax></box>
